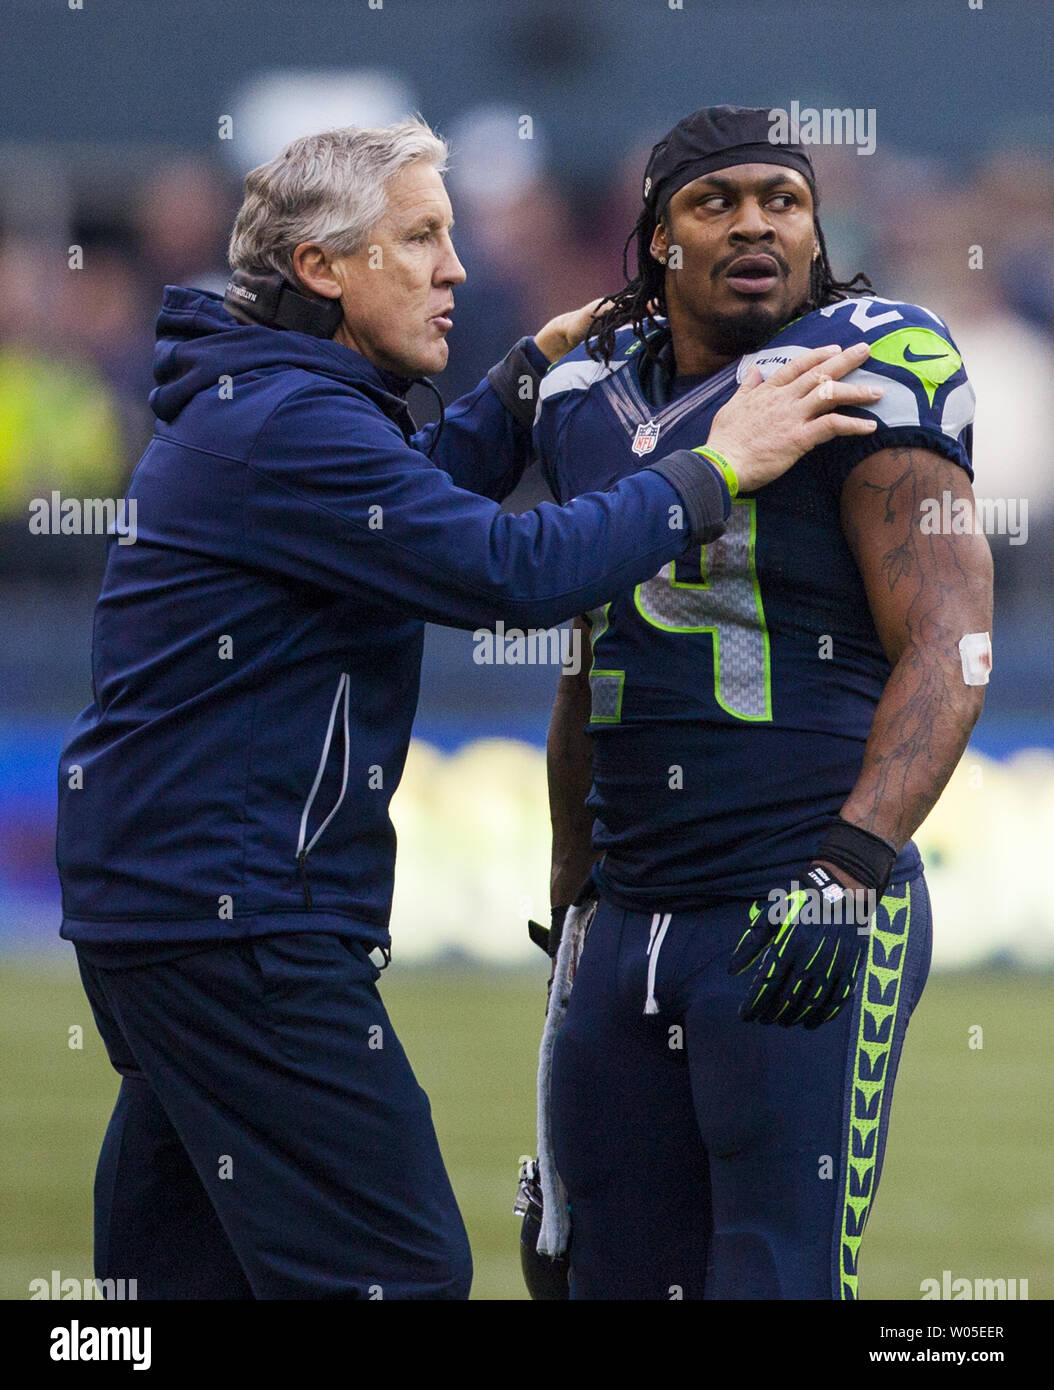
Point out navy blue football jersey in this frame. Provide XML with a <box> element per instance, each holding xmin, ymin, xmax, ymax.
<box><xmin>534</xmin><ymin>297</ymin><xmax>974</xmax><ymax>907</ymax></box>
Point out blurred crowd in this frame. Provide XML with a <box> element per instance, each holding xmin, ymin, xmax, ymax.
<box><xmin>1</xmin><ymin>105</ymin><xmax>1052</xmax><ymax>626</ymax></box>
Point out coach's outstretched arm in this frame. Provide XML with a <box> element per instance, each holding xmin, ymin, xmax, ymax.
<box><xmin>246</xmin><ymin>343</ymin><xmax>879</xmax><ymax>633</ymax></box>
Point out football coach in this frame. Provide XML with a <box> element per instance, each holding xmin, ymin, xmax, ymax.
<box><xmin>55</xmin><ymin>119</ymin><xmax>881</xmax><ymax>1299</ymax></box>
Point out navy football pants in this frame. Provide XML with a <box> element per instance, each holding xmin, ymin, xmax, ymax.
<box><xmin>75</xmin><ymin>934</ymin><xmax>472</xmax><ymax>1299</ymax></box>
<box><xmin>550</xmin><ymin>874</ymin><xmax>931</xmax><ymax>1299</ymax></box>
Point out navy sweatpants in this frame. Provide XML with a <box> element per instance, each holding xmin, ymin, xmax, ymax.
<box><xmin>550</xmin><ymin>875</ymin><xmax>932</xmax><ymax>1300</ymax></box>
<box><xmin>75</xmin><ymin>933</ymin><xmax>472</xmax><ymax>1299</ymax></box>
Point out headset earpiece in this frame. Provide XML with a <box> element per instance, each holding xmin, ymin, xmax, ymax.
<box><xmin>224</xmin><ymin>268</ymin><xmax>343</xmax><ymax>339</ymax></box>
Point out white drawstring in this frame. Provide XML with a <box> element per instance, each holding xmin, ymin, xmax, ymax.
<box><xmin>644</xmin><ymin>912</ymin><xmax>672</xmax><ymax>1015</ymax></box>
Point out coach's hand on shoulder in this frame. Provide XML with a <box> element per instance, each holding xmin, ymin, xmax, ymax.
<box><xmin>534</xmin><ymin>299</ymin><xmax>611</xmax><ymax>363</ymax></box>
<box><xmin>705</xmin><ymin>342</ymin><xmax>882</xmax><ymax>494</ymax></box>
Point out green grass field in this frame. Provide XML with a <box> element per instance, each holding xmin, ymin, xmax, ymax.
<box><xmin>3</xmin><ymin>958</ymin><xmax>1051</xmax><ymax>1300</ymax></box>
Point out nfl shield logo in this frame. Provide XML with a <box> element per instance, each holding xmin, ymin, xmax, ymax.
<box><xmin>632</xmin><ymin>420</ymin><xmax>660</xmax><ymax>456</ymax></box>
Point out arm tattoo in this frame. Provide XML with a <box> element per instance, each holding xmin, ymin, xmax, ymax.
<box><xmin>842</xmin><ymin>447</ymin><xmax>986</xmax><ymax>849</ymax></box>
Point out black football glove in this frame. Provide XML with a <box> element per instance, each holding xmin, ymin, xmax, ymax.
<box><xmin>729</xmin><ymin>819</ymin><xmax>898</xmax><ymax>1030</ymax></box>
<box><xmin>527</xmin><ymin>904</ymin><xmax>569</xmax><ymax>960</ymax></box>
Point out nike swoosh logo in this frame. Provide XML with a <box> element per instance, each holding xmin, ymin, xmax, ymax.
<box><xmin>902</xmin><ymin>346</ymin><xmax>949</xmax><ymax>363</ymax></box>
<box><xmin>868</xmin><ymin>328</ymin><xmax>963</xmax><ymax>406</ymax></box>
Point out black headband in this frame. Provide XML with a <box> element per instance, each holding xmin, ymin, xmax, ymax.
<box><xmin>644</xmin><ymin>106</ymin><xmax>817</xmax><ymax>218</ymax></box>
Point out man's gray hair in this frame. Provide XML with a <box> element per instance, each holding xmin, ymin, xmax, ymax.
<box><xmin>228</xmin><ymin>119</ymin><xmax>449</xmax><ymax>285</ymax></box>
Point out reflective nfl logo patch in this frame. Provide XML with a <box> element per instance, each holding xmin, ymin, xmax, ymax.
<box><xmin>632</xmin><ymin>420</ymin><xmax>660</xmax><ymax>456</ymax></box>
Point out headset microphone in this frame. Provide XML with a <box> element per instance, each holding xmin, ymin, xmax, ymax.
<box><xmin>224</xmin><ymin>268</ymin><xmax>344</xmax><ymax>339</ymax></box>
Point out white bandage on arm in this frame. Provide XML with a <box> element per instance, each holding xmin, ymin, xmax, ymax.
<box><xmin>958</xmin><ymin>632</ymin><xmax>992</xmax><ymax>686</ymax></box>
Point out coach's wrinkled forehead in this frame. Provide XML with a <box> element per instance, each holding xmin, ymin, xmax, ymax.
<box><xmin>643</xmin><ymin>105</ymin><xmax>817</xmax><ymax>217</ymax></box>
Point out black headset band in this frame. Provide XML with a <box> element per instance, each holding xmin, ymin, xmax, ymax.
<box><xmin>224</xmin><ymin>268</ymin><xmax>344</xmax><ymax>339</ymax></box>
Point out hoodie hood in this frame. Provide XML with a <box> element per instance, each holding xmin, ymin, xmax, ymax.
<box><xmin>149</xmin><ymin>285</ymin><xmax>417</xmax><ymax>428</ymax></box>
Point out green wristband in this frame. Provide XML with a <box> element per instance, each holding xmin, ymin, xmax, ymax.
<box><xmin>692</xmin><ymin>446</ymin><xmax>739</xmax><ymax>499</ymax></box>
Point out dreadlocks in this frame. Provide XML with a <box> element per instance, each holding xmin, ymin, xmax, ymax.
<box><xmin>587</xmin><ymin>201</ymin><xmax>873</xmax><ymax>368</ymax></box>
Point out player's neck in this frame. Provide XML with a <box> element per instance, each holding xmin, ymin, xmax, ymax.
<box><xmin>666</xmin><ymin>301</ymin><xmax>795</xmax><ymax>379</ymax></box>
<box><xmin>666</xmin><ymin>329</ymin><xmax>736</xmax><ymax>381</ymax></box>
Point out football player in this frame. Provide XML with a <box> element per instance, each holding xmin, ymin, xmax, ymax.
<box><xmin>533</xmin><ymin>106</ymin><xmax>993</xmax><ymax>1299</ymax></box>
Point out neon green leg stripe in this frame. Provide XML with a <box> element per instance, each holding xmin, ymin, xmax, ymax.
<box><xmin>838</xmin><ymin>883</ymin><xmax>911</xmax><ymax>1300</ymax></box>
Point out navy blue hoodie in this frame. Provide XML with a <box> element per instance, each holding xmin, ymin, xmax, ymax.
<box><xmin>56</xmin><ymin>287</ymin><xmax>729</xmax><ymax>950</ymax></box>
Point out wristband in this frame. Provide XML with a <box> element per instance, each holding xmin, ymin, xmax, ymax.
<box><xmin>692</xmin><ymin>446</ymin><xmax>739</xmax><ymax>499</ymax></box>
<box><xmin>487</xmin><ymin>338</ymin><xmax>546</xmax><ymax>430</ymax></box>
<box><xmin>814</xmin><ymin>817</ymin><xmax>898</xmax><ymax>899</ymax></box>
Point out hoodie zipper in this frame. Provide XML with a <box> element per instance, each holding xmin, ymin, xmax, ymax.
<box><xmin>295</xmin><ymin>672</ymin><xmax>351</xmax><ymax>909</ymax></box>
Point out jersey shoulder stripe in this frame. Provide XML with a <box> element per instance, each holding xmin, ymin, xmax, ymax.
<box><xmin>534</xmin><ymin>322</ymin><xmax>646</xmax><ymax>417</ymax></box>
<box><xmin>536</xmin><ymin>353</ymin><xmax>623</xmax><ymax>411</ymax></box>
